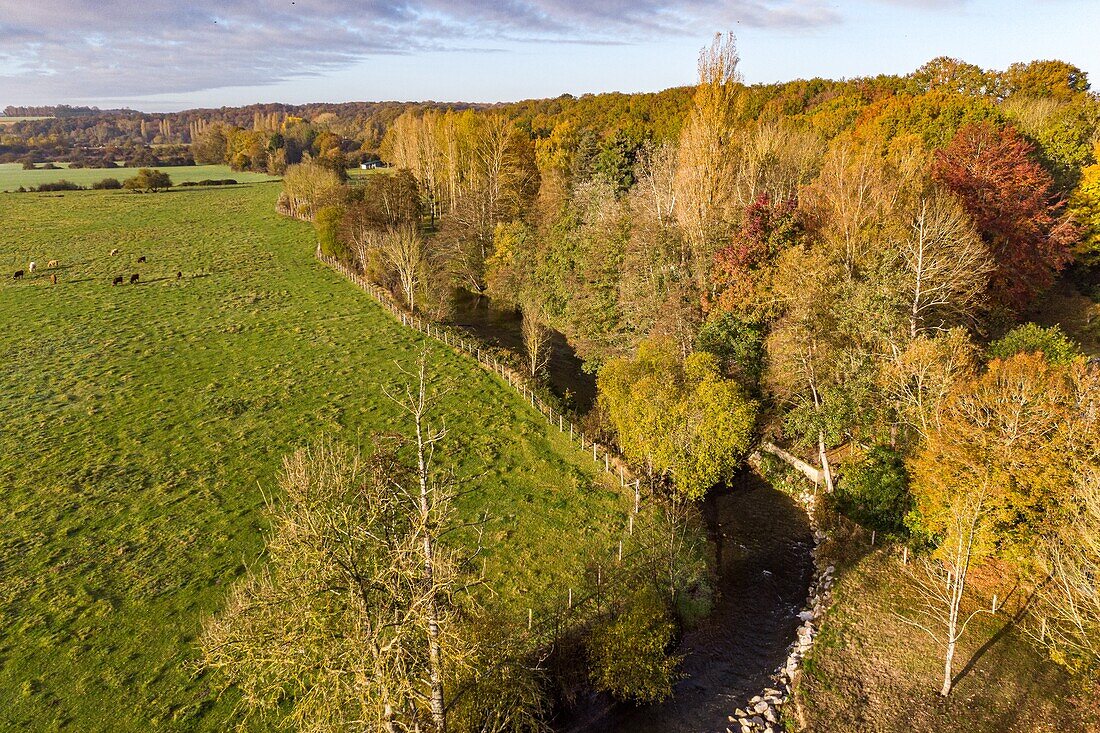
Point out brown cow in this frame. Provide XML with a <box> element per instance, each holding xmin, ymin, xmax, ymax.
<box><xmin>50</xmin><ymin>274</ymin><xmax>57</xmax><ymax>285</ymax></box>
<box><xmin>176</xmin><ymin>271</ymin><xmax>182</xmax><ymax>280</ymax></box>
<box><xmin>112</xmin><ymin>276</ymin><xmax>124</xmax><ymax>286</ymax></box>
<box><xmin>110</xmin><ymin>249</ymin><xmax>119</xmax><ymax>256</ymax></box>
<box><xmin>47</xmin><ymin>260</ymin><xmax>59</xmax><ymax>268</ymax></box>
<box><xmin>130</xmin><ymin>273</ymin><xmax>140</xmax><ymax>285</ymax></box>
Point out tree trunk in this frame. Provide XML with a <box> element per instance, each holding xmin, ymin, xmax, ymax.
<box><xmin>818</xmin><ymin>432</ymin><xmax>835</xmax><ymax>493</ymax></box>
<box><xmin>941</xmin><ymin>635</ymin><xmax>956</xmax><ymax>696</ymax></box>
<box><xmin>413</xmin><ymin>384</ymin><xmax>446</xmax><ymax>732</ymax></box>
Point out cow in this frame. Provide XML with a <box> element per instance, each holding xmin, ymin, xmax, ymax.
<box><xmin>13</xmin><ymin>270</ymin><xmax>24</xmax><ymax>280</ymax></box>
<box><xmin>112</xmin><ymin>275</ymin><xmax>124</xmax><ymax>286</ymax></box>
<box><xmin>137</xmin><ymin>256</ymin><xmax>147</xmax><ymax>263</ymax></box>
<box><xmin>50</xmin><ymin>274</ymin><xmax>57</xmax><ymax>285</ymax></box>
<box><xmin>47</xmin><ymin>260</ymin><xmax>59</xmax><ymax>268</ymax></box>
<box><xmin>110</xmin><ymin>249</ymin><xmax>119</xmax><ymax>256</ymax></box>
<box><xmin>28</xmin><ymin>261</ymin><xmax>36</xmax><ymax>274</ymax></box>
<box><xmin>176</xmin><ymin>271</ymin><xmax>182</xmax><ymax>280</ymax></box>
<box><xmin>129</xmin><ymin>273</ymin><xmax>140</xmax><ymax>285</ymax></box>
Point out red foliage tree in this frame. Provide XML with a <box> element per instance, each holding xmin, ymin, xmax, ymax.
<box><xmin>711</xmin><ymin>193</ymin><xmax>801</xmax><ymax>317</ymax></box>
<box><xmin>933</xmin><ymin>122</ymin><xmax>1077</xmax><ymax>311</ymax></box>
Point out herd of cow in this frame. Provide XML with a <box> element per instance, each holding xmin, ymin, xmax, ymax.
<box><xmin>11</xmin><ymin>250</ymin><xmax>183</xmax><ymax>286</ymax></box>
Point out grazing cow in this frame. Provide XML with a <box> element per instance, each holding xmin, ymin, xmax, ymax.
<box><xmin>47</xmin><ymin>259</ymin><xmax>59</xmax><ymax>268</ymax></box>
<box><xmin>137</xmin><ymin>256</ymin><xmax>147</xmax><ymax>263</ymax></box>
<box><xmin>112</xmin><ymin>275</ymin><xmax>124</xmax><ymax>286</ymax></box>
<box><xmin>13</xmin><ymin>270</ymin><xmax>24</xmax><ymax>280</ymax></box>
<box><xmin>110</xmin><ymin>249</ymin><xmax>119</xmax><ymax>256</ymax></box>
<box><xmin>176</xmin><ymin>271</ymin><xmax>182</xmax><ymax>280</ymax></box>
<box><xmin>28</xmin><ymin>261</ymin><xmax>36</xmax><ymax>274</ymax></box>
<box><xmin>50</xmin><ymin>274</ymin><xmax>57</xmax><ymax>285</ymax></box>
<box><xmin>130</xmin><ymin>273</ymin><xmax>140</xmax><ymax>285</ymax></box>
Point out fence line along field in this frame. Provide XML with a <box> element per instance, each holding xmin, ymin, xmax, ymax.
<box><xmin>0</xmin><ymin>183</ymin><xmax>630</xmax><ymax>731</ymax></box>
<box><xmin>0</xmin><ymin>163</ymin><xmax>278</xmax><ymax>192</ymax></box>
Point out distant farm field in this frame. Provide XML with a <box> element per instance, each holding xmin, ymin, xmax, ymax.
<box><xmin>0</xmin><ymin>116</ymin><xmax>52</xmax><ymax>127</ymax></box>
<box><xmin>0</xmin><ymin>184</ymin><xmax>629</xmax><ymax>731</ymax></box>
<box><xmin>0</xmin><ymin>163</ymin><xmax>277</xmax><ymax>192</ymax></box>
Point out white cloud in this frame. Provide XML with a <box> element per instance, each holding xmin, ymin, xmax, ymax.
<box><xmin>0</xmin><ymin>0</ymin><xmax>839</xmax><ymax>100</ymax></box>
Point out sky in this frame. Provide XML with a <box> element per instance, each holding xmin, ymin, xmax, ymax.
<box><xmin>0</xmin><ymin>0</ymin><xmax>1096</xmax><ymax>112</ymax></box>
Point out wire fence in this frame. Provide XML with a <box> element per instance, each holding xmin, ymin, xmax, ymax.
<box><xmin>316</xmin><ymin>250</ymin><xmax>644</xmax><ymax>508</ymax></box>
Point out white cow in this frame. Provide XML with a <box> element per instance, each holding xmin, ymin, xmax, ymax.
<box><xmin>28</xmin><ymin>261</ymin><xmax>36</xmax><ymax>274</ymax></box>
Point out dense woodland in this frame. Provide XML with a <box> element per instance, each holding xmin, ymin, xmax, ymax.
<box><xmin>259</xmin><ymin>35</ymin><xmax>1100</xmax><ymax>729</ymax></box>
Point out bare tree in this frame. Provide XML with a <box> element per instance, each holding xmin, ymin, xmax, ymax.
<box><xmin>382</xmin><ymin>225</ymin><xmax>427</xmax><ymax>312</ymax></box>
<box><xmin>634</xmin><ymin>141</ymin><xmax>679</xmax><ymax>227</ymax></box>
<box><xmin>899</xmin><ymin>484</ymin><xmax>994</xmax><ymax>696</ymax></box>
<box><xmin>1031</xmin><ymin>469</ymin><xmax>1100</xmax><ymax>673</ymax></box>
<box><xmin>521</xmin><ymin>298</ymin><xmax>551</xmax><ymax>378</ymax></box>
<box><xmin>733</xmin><ymin>120</ymin><xmax>823</xmax><ymax>208</ymax></box>
<box><xmin>895</xmin><ymin>189</ymin><xmax>992</xmax><ymax>338</ymax></box>
<box><xmin>386</xmin><ymin>357</ymin><xmax>455</xmax><ymax>731</ymax></box>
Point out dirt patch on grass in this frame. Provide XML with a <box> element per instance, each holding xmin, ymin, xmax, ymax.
<box><xmin>795</xmin><ymin>550</ymin><xmax>1097</xmax><ymax>733</ymax></box>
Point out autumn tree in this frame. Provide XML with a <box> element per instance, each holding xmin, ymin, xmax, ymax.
<box><xmin>598</xmin><ymin>338</ymin><xmax>757</xmax><ymax>499</ymax></box>
<box><xmin>881</xmin><ymin>327</ymin><xmax>979</xmax><ymax>442</ymax></box>
<box><xmin>905</xmin><ymin>352</ymin><xmax>1087</xmax><ymax>694</ymax></box>
<box><xmin>122</xmin><ymin>168</ymin><xmax>172</xmax><ymax>192</ymax></box>
<box><xmin>710</xmin><ymin>193</ymin><xmax>802</xmax><ymax>321</ymax></box>
<box><xmin>675</xmin><ymin>32</ymin><xmax>741</xmax><ymax>301</ymax></box>
<box><xmin>933</xmin><ymin>122</ymin><xmax>1077</xmax><ymax>310</ymax></box>
<box><xmin>1069</xmin><ymin>142</ymin><xmax>1100</xmax><ymax>266</ymax></box>
<box><xmin>199</xmin><ymin>440</ymin><xmax>468</xmax><ymax>732</ymax></box>
<box><xmin>280</xmin><ymin>160</ymin><xmax>344</xmax><ymax>220</ymax></box>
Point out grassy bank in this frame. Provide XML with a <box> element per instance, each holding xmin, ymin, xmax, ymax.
<box><xmin>0</xmin><ymin>184</ymin><xmax>630</xmax><ymax>731</ymax></box>
<box><xmin>795</xmin><ymin>550</ymin><xmax>1098</xmax><ymax>732</ymax></box>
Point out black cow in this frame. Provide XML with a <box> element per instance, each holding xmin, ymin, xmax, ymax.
<box><xmin>137</xmin><ymin>256</ymin><xmax>147</xmax><ymax>263</ymax></box>
<box><xmin>130</xmin><ymin>273</ymin><xmax>140</xmax><ymax>285</ymax></box>
<box><xmin>112</xmin><ymin>276</ymin><xmax>124</xmax><ymax>286</ymax></box>
<box><xmin>13</xmin><ymin>270</ymin><xmax>24</xmax><ymax>280</ymax></box>
<box><xmin>176</xmin><ymin>271</ymin><xmax>182</xmax><ymax>280</ymax></box>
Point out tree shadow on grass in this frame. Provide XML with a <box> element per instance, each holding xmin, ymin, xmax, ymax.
<box><xmin>951</xmin><ymin>581</ymin><xmax>1032</xmax><ymax>689</ymax></box>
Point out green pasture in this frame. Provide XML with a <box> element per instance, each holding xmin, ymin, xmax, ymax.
<box><xmin>0</xmin><ymin>164</ymin><xmax>277</xmax><ymax>192</ymax></box>
<box><xmin>0</xmin><ymin>184</ymin><xmax>630</xmax><ymax>730</ymax></box>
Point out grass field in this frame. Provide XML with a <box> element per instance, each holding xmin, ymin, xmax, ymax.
<box><xmin>0</xmin><ymin>184</ymin><xmax>631</xmax><ymax>731</ymax></box>
<box><xmin>0</xmin><ymin>164</ymin><xmax>277</xmax><ymax>192</ymax></box>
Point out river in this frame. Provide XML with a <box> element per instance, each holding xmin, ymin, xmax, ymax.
<box><xmin>447</xmin><ymin>290</ymin><xmax>815</xmax><ymax>732</ymax></box>
<box><xmin>446</xmin><ymin>289</ymin><xmax>597</xmax><ymax>413</ymax></box>
<box><xmin>558</xmin><ymin>472</ymin><xmax>814</xmax><ymax>733</ymax></box>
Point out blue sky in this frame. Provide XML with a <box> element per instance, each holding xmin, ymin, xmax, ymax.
<box><xmin>0</xmin><ymin>0</ymin><xmax>1096</xmax><ymax>111</ymax></box>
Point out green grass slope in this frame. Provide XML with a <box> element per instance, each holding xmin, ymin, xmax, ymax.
<box><xmin>0</xmin><ymin>184</ymin><xmax>629</xmax><ymax>731</ymax></box>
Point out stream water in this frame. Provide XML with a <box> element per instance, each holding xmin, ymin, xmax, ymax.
<box><xmin>446</xmin><ymin>290</ymin><xmax>597</xmax><ymax>413</ymax></box>
<box><xmin>447</xmin><ymin>290</ymin><xmax>815</xmax><ymax>732</ymax></box>
<box><xmin>558</xmin><ymin>473</ymin><xmax>815</xmax><ymax>733</ymax></box>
